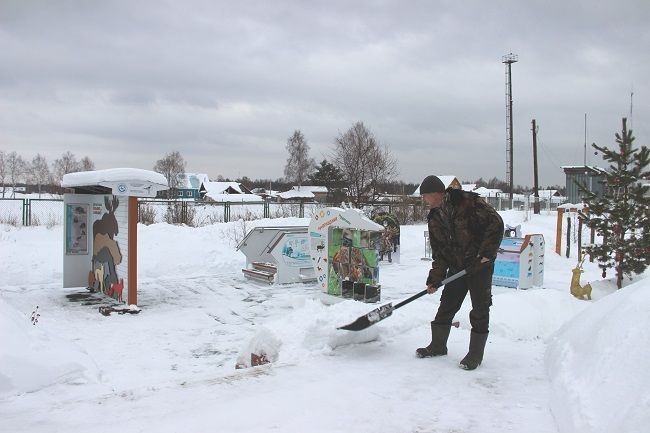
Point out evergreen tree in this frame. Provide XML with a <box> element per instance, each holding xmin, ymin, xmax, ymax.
<box><xmin>579</xmin><ymin>118</ymin><xmax>650</xmax><ymax>289</ymax></box>
<box><xmin>309</xmin><ymin>159</ymin><xmax>338</xmax><ymax>184</ymax></box>
<box><xmin>309</xmin><ymin>159</ymin><xmax>345</xmax><ymax>203</ymax></box>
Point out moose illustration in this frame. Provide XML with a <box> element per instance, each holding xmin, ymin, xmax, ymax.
<box><xmin>91</xmin><ymin>196</ymin><xmax>123</xmax><ymax>295</ymax></box>
<box><xmin>570</xmin><ymin>257</ymin><xmax>592</xmax><ymax>300</ymax></box>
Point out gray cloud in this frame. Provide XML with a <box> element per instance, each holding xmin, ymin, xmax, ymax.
<box><xmin>1</xmin><ymin>0</ymin><xmax>649</xmax><ymax>186</ymax></box>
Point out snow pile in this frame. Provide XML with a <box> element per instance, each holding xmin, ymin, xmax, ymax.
<box><xmin>239</xmin><ymin>296</ymin><xmax>382</xmax><ymax>364</ymax></box>
<box><xmin>235</xmin><ymin>327</ymin><xmax>282</xmax><ymax>368</ymax></box>
<box><xmin>0</xmin><ymin>298</ymin><xmax>99</xmax><ymax>396</ymax></box>
<box><xmin>222</xmin><ymin>294</ymin><xmax>383</xmax><ymax>368</ymax></box>
<box><xmin>546</xmin><ymin>277</ymin><xmax>650</xmax><ymax>433</ymax></box>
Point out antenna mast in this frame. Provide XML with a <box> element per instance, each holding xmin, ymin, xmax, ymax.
<box><xmin>502</xmin><ymin>53</ymin><xmax>518</xmax><ymax>200</ymax></box>
<box><xmin>584</xmin><ymin>113</ymin><xmax>587</xmax><ymax>166</ymax></box>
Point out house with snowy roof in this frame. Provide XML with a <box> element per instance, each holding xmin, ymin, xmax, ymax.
<box><xmin>202</xmin><ymin>181</ymin><xmax>261</xmax><ymax>202</ymax></box>
<box><xmin>277</xmin><ymin>186</ymin><xmax>317</xmax><ymax>202</ymax></box>
<box><xmin>472</xmin><ymin>187</ymin><xmax>503</xmax><ymax>198</ymax></box>
<box><xmin>535</xmin><ymin>189</ymin><xmax>566</xmax><ymax>203</ymax></box>
<box><xmin>285</xmin><ymin>185</ymin><xmax>329</xmax><ymax>202</ymax></box>
<box><xmin>175</xmin><ymin>173</ymin><xmax>210</xmax><ymax>200</ymax></box>
<box><xmin>250</xmin><ymin>188</ymin><xmax>280</xmax><ymax>200</ymax></box>
<box><xmin>461</xmin><ymin>183</ymin><xmax>477</xmax><ymax>192</ymax></box>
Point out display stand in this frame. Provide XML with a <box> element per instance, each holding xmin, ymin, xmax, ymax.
<box><xmin>62</xmin><ymin>168</ymin><xmax>168</xmax><ymax>305</ymax></box>
<box><xmin>492</xmin><ymin>234</ymin><xmax>545</xmax><ymax>289</ymax></box>
<box><xmin>236</xmin><ymin>226</ymin><xmax>316</xmax><ymax>284</ymax></box>
<box><xmin>308</xmin><ymin>207</ymin><xmax>383</xmax><ymax>303</ymax></box>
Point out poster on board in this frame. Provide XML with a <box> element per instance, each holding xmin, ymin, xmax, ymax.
<box><xmin>65</xmin><ymin>203</ymin><xmax>89</xmax><ymax>255</ymax></box>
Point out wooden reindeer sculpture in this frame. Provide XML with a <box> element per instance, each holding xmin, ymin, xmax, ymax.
<box><xmin>570</xmin><ymin>257</ymin><xmax>592</xmax><ymax>300</ymax></box>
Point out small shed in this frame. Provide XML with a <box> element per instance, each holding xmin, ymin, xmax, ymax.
<box><xmin>562</xmin><ymin>166</ymin><xmax>607</xmax><ymax>204</ymax></box>
<box><xmin>61</xmin><ymin>168</ymin><xmax>168</xmax><ymax>305</ymax></box>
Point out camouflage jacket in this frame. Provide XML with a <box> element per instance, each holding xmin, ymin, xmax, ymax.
<box><xmin>427</xmin><ymin>189</ymin><xmax>504</xmax><ymax>285</ymax></box>
<box><xmin>380</xmin><ymin>230</ymin><xmax>393</xmax><ymax>252</ymax></box>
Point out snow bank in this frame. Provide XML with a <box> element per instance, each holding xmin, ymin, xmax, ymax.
<box><xmin>0</xmin><ymin>298</ymin><xmax>99</xmax><ymax>396</ymax></box>
<box><xmin>546</xmin><ymin>276</ymin><xmax>650</xmax><ymax>433</ymax></box>
<box><xmin>488</xmin><ymin>289</ymin><xmax>589</xmax><ymax>341</ymax></box>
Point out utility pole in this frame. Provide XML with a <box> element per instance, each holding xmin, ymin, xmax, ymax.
<box><xmin>502</xmin><ymin>53</ymin><xmax>518</xmax><ymax>200</ymax></box>
<box><xmin>532</xmin><ymin>119</ymin><xmax>540</xmax><ymax>214</ymax></box>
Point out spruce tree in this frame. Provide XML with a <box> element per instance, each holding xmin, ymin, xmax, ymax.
<box><xmin>309</xmin><ymin>159</ymin><xmax>345</xmax><ymax>203</ymax></box>
<box><xmin>579</xmin><ymin>118</ymin><xmax>650</xmax><ymax>289</ymax></box>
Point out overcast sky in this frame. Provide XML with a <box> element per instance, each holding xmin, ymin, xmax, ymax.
<box><xmin>1</xmin><ymin>0</ymin><xmax>649</xmax><ymax>187</ymax></box>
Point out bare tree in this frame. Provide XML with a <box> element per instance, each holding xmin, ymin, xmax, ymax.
<box><xmin>52</xmin><ymin>151</ymin><xmax>81</xmax><ymax>185</ymax></box>
<box><xmin>332</xmin><ymin>121</ymin><xmax>398</xmax><ymax>205</ymax></box>
<box><xmin>28</xmin><ymin>154</ymin><xmax>51</xmax><ymax>197</ymax></box>
<box><xmin>153</xmin><ymin>151</ymin><xmax>186</xmax><ymax>198</ymax></box>
<box><xmin>0</xmin><ymin>150</ymin><xmax>6</xmax><ymax>198</ymax></box>
<box><xmin>283</xmin><ymin>130</ymin><xmax>315</xmax><ymax>188</ymax></box>
<box><xmin>80</xmin><ymin>156</ymin><xmax>95</xmax><ymax>171</ymax></box>
<box><xmin>7</xmin><ymin>152</ymin><xmax>26</xmax><ymax>198</ymax></box>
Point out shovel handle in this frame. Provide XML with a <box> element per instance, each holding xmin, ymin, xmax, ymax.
<box><xmin>393</xmin><ymin>269</ymin><xmax>468</xmax><ymax>310</ymax></box>
<box><xmin>393</xmin><ymin>289</ymin><xmax>428</xmax><ymax>310</ymax></box>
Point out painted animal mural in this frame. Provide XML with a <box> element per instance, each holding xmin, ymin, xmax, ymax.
<box><xmin>94</xmin><ymin>263</ymin><xmax>105</xmax><ymax>292</ymax></box>
<box><xmin>90</xmin><ymin>196</ymin><xmax>123</xmax><ymax>300</ymax></box>
<box><xmin>107</xmin><ymin>278</ymin><xmax>124</xmax><ymax>302</ymax></box>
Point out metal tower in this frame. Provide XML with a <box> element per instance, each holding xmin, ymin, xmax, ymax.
<box><xmin>502</xmin><ymin>53</ymin><xmax>518</xmax><ymax>200</ymax></box>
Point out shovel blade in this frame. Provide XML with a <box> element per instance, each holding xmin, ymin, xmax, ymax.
<box><xmin>337</xmin><ymin>303</ymin><xmax>394</xmax><ymax>331</ymax></box>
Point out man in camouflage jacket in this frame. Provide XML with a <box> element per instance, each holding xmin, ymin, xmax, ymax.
<box><xmin>416</xmin><ymin>175</ymin><xmax>504</xmax><ymax>370</ymax></box>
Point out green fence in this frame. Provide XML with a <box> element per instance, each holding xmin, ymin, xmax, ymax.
<box><xmin>0</xmin><ymin>196</ymin><xmax>565</xmax><ymax>227</ymax></box>
<box><xmin>0</xmin><ymin>198</ymin><xmax>63</xmax><ymax>226</ymax></box>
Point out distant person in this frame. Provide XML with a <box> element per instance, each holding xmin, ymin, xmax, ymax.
<box><xmin>416</xmin><ymin>175</ymin><xmax>504</xmax><ymax>370</ymax></box>
<box><xmin>379</xmin><ymin>227</ymin><xmax>393</xmax><ymax>263</ymax></box>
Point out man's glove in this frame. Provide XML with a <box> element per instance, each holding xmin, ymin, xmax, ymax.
<box><xmin>466</xmin><ymin>256</ymin><xmax>491</xmax><ymax>274</ymax></box>
<box><xmin>426</xmin><ymin>268</ymin><xmax>443</xmax><ymax>288</ymax></box>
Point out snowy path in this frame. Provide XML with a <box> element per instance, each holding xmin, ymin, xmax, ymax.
<box><xmin>1</xmin><ymin>273</ymin><xmax>557</xmax><ymax>432</ymax></box>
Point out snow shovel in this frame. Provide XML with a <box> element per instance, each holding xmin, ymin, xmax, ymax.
<box><xmin>337</xmin><ymin>268</ymin><xmax>468</xmax><ymax>331</ymax></box>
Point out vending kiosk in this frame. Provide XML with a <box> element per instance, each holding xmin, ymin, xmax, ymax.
<box><xmin>308</xmin><ymin>207</ymin><xmax>383</xmax><ymax>302</ymax></box>
<box><xmin>492</xmin><ymin>234</ymin><xmax>545</xmax><ymax>289</ymax></box>
<box><xmin>237</xmin><ymin>226</ymin><xmax>316</xmax><ymax>284</ymax></box>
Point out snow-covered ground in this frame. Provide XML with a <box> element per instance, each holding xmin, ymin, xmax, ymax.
<box><xmin>0</xmin><ymin>210</ymin><xmax>648</xmax><ymax>433</ymax></box>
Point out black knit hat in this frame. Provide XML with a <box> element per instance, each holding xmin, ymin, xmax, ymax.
<box><xmin>419</xmin><ymin>175</ymin><xmax>446</xmax><ymax>194</ymax></box>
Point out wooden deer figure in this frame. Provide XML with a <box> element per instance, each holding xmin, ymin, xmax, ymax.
<box><xmin>94</xmin><ymin>263</ymin><xmax>105</xmax><ymax>293</ymax></box>
<box><xmin>570</xmin><ymin>257</ymin><xmax>592</xmax><ymax>300</ymax></box>
<box><xmin>107</xmin><ymin>278</ymin><xmax>124</xmax><ymax>302</ymax></box>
